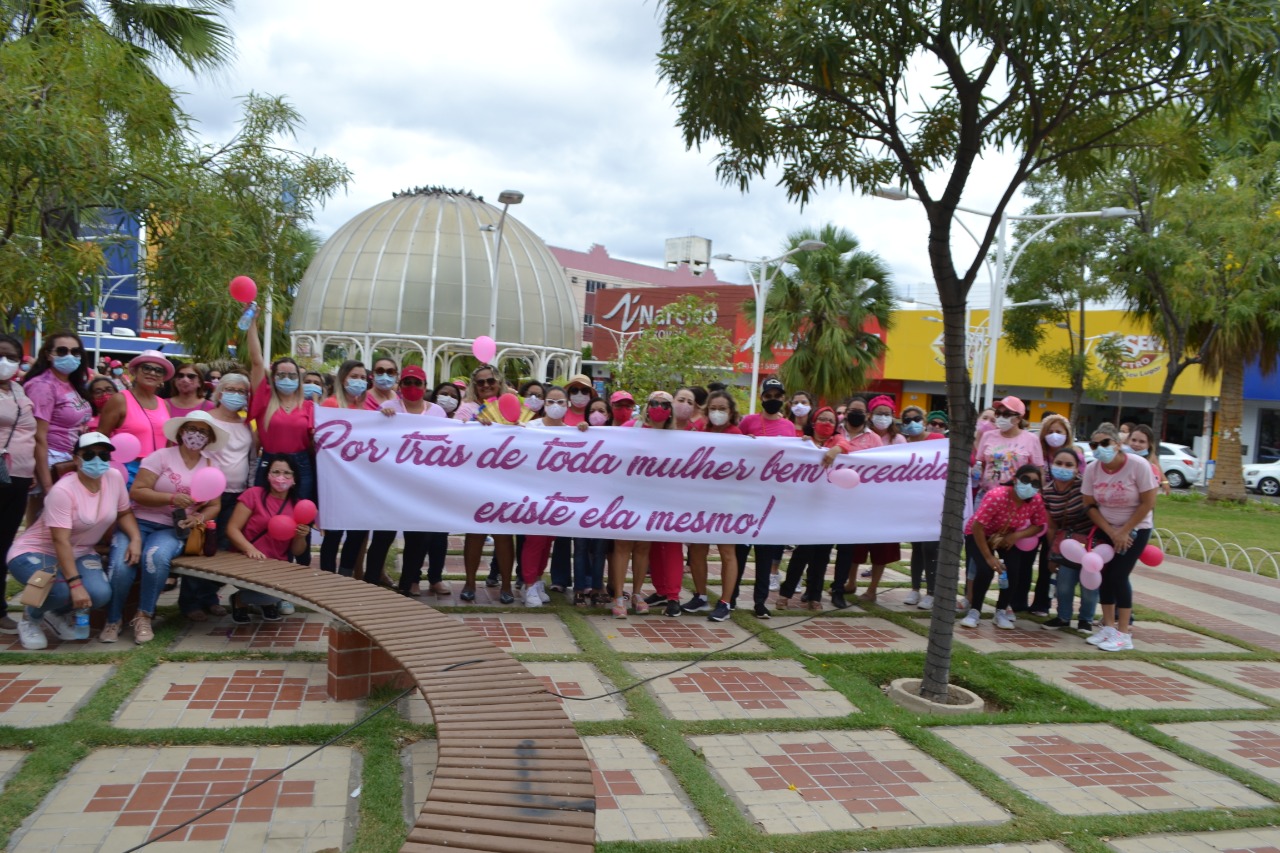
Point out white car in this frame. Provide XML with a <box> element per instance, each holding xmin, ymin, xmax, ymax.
<box><xmin>1244</xmin><ymin>461</ymin><xmax>1280</xmax><ymax>497</ymax></box>
<box><xmin>1158</xmin><ymin>443</ymin><xmax>1201</xmax><ymax>489</ymax></box>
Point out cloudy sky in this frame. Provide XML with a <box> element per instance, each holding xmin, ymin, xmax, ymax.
<box><xmin>169</xmin><ymin>0</ymin><xmax>1028</xmax><ymax>305</ymax></box>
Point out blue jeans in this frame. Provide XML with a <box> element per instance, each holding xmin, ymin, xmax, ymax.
<box><xmin>108</xmin><ymin>520</ymin><xmax>184</xmax><ymax>621</ymax></box>
<box><xmin>8</xmin><ymin>552</ymin><xmax>112</xmax><ymax>621</ymax></box>
<box><xmin>1054</xmin><ymin>563</ymin><xmax>1099</xmax><ymax>624</ymax></box>
<box><xmin>573</xmin><ymin>538</ymin><xmax>606</xmax><ymax>592</ymax></box>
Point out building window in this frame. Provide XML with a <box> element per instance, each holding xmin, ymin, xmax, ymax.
<box><xmin>585</xmin><ymin>279</ymin><xmax>607</xmax><ymax>293</ymax></box>
<box><xmin>583</xmin><ymin>313</ymin><xmax>594</xmax><ymax>326</ymax></box>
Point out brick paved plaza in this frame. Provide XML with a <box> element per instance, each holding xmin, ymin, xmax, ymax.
<box><xmin>0</xmin><ymin>550</ymin><xmax>1278</xmax><ymax>851</ymax></box>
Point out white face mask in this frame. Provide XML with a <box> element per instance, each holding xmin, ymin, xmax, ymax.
<box><xmin>437</xmin><ymin>395</ymin><xmax>458</xmax><ymax>412</ymax></box>
<box><xmin>524</xmin><ymin>395</ymin><xmax>544</xmax><ymax>412</ymax></box>
<box><xmin>674</xmin><ymin>401</ymin><xmax>694</xmax><ymax>420</ymax></box>
<box><xmin>1044</xmin><ymin>432</ymin><xmax>1067</xmax><ymax>448</ymax></box>
<box><xmin>872</xmin><ymin>414</ymin><xmax>894</xmax><ymax>430</ymax></box>
<box><xmin>569</xmin><ymin>392</ymin><xmax>590</xmax><ymax>407</ymax></box>
<box><xmin>544</xmin><ymin>401</ymin><xmax>568</xmax><ymax>420</ymax></box>
<box><xmin>0</xmin><ymin>358</ymin><xmax>17</xmax><ymax>381</ymax></box>
<box><xmin>791</xmin><ymin>403</ymin><xmax>811</xmax><ymax>417</ymax></box>
<box><xmin>708</xmin><ymin>410</ymin><xmax>729</xmax><ymax>426</ymax></box>
<box><xmin>995</xmin><ymin>416</ymin><xmax>1014</xmax><ymax>432</ymax></box>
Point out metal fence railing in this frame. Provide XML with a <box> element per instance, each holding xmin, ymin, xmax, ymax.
<box><xmin>1151</xmin><ymin>528</ymin><xmax>1280</xmax><ymax>579</ymax></box>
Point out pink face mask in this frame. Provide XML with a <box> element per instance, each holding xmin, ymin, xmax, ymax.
<box><xmin>977</xmin><ymin>420</ymin><xmax>997</xmax><ymax>433</ymax></box>
<box><xmin>648</xmin><ymin>405</ymin><xmax>671</xmax><ymax>424</ymax></box>
<box><xmin>673</xmin><ymin>401</ymin><xmax>694</xmax><ymax>420</ymax></box>
<box><xmin>589</xmin><ymin>412</ymin><xmax>608</xmax><ymax>426</ymax></box>
<box><xmin>268</xmin><ymin>474</ymin><xmax>293</xmax><ymax>492</ymax></box>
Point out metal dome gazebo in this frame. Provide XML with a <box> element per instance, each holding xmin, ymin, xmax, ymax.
<box><xmin>290</xmin><ymin>188</ymin><xmax>580</xmax><ymax>383</ymax></box>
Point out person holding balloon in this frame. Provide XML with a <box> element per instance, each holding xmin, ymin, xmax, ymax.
<box><xmin>97</xmin><ymin>350</ymin><xmax>174</xmax><ymax>489</ymax></box>
<box><xmin>1040</xmin><ymin>446</ymin><xmax>1099</xmax><ymax>633</ymax></box>
<box><xmin>104</xmin><ymin>412</ymin><xmax>228</xmax><ymax>643</ymax></box>
<box><xmin>1082</xmin><ymin>423</ymin><xmax>1159</xmax><ymax>652</ymax></box>
<box><xmin>959</xmin><ymin>463</ymin><xmax>1048</xmax><ymax>630</ymax></box>
<box><xmin>224</xmin><ymin>454</ymin><xmax>315</xmax><ymax>622</ymax></box>
<box><xmin>457</xmin><ymin>362</ymin><xmax>519</xmax><ymax>603</ymax></box>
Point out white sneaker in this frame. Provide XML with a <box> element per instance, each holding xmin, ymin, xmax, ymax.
<box><xmin>769</xmin><ymin>572</ymin><xmax>781</xmax><ymax>591</ymax></box>
<box><xmin>42</xmin><ymin>612</ymin><xmax>79</xmax><ymax>641</ymax></box>
<box><xmin>17</xmin><ymin>618</ymin><xmax>47</xmax><ymax>650</ymax></box>
<box><xmin>903</xmin><ymin>590</ymin><xmax>921</xmax><ymax>606</ymax></box>
<box><xmin>277</xmin><ymin>601</ymin><xmax>295</xmax><ymax>615</ymax></box>
<box><xmin>1099</xmin><ymin>631</ymin><xmax>1133</xmax><ymax>652</ymax></box>
<box><xmin>957</xmin><ymin>596</ymin><xmax>970</xmax><ymax>612</ymax></box>
<box><xmin>959</xmin><ymin>609</ymin><xmax>980</xmax><ymax>628</ymax></box>
<box><xmin>916</xmin><ymin>594</ymin><xmax>934</xmax><ymax>610</ymax></box>
<box><xmin>1087</xmin><ymin>626</ymin><xmax>1118</xmax><ymax>646</ymax></box>
<box><xmin>537</xmin><ymin>581</ymin><xmax>551</xmax><ymax>604</ymax></box>
<box><xmin>523</xmin><ymin>583</ymin><xmax>542</xmax><ymax>608</ymax></box>
<box><xmin>994</xmin><ymin>609</ymin><xmax>1016</xmax><ymax>630</ymax></box>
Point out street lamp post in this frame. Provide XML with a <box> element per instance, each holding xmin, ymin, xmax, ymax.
<box><xmin>713</xmin><ymin>239</ymin><xmax>825</xmax><ymax>413</ymax></box>
<box><xmin>483</xmin><ymin>190</ymin><xmax>524</xmax><ymax>348</ymax></box>
<box><xmin>875</xmin><ymin>186</ymin><xmax>1137</xmax><ymax>409</ymax></box>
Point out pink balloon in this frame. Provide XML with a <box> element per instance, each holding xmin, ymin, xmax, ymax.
<box><xmin>1016</xmin><ymin>534</ymin><xmax>1040</xmax><ymax>551</ymax></box>
<box><xmin>1060</xmin><ymin>538</ymin><xmax>1086</xmax><ymax>564</ymax></box>
<box><xmin>1139</xmin><ymin>544</ymin><xmax>1165</xmax><ymax>567</ymax></box>
<box><xmin>111</xmin><ymin>432</ymin><xmax>142</xmax><ymax>464</ymax></box>
<box><xmin>497</xmin><ymin>392</ymin><xmax>522</xmax><ymax>424</ymax></box>
<box><xmin>829</xmin><ymin>467</ymin><xmax>862</xmax><ymax>489</ymax></box>
<box><xmin>109</xmin><ymin>460</ymin><xmax>129</xmax><ymax>481</ymax></box>
<box><xmin>267</xmin><ymin>514</ymin><xmax>297</xmax><ymax>541</ymax></box>
<box><xmin>189</xmin><ymin>466</ymin><xmax>227</xmax><ymax>502</ymax></box>
<box><xmin>1080</xmin><ymin>567</ymin><xmax>1102</xmax><ymax>590</ymax></box>
<box><xmin>293</xmin><ymin>499</ymin><xmax>318</xmax><ymax>525</ymax></box>
<box><xmin>1081</xmin><ymin>552</ymin><xmax>1104</xmax><ymax>574</ymax></box>
<box><xmin>1092</xmin><ymin>544</ymin><xmax>1115</xmax><ymax>563</ymax></box>
<box><xmin>471</xmin><ymin>335</ymin><xmax>497</xmax><ymax>363</ymax></box>
<box><xmin>228</xmin><ymin>275</ymin><xmax>257</xmax><ymax>304</ymax></box>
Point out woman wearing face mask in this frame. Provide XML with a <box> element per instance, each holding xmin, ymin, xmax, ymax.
<box><xmin>1027</xmin><ymin>413</ymin><xmax>1084</xmax><ymax>616</ymax></box>
<box><xmin>167</xmin><ymin>362</ymin><xmax>213</xmax><ymax>417</ymax></box>
<box><xmin>777</xmin><ymin>406</ymin><xmax>853</xmax><ymax>611</ymax></box>
<box><xmin>1082</xmin><ymin>423</ymin><xmax>1158</xmax><ymax>652</ymax></box>
<box><xmin>519</xmin><ymin>380</ymin><xmax>546</xmax><ymax>420</ymax></box>
<box><xmin>570</xmin><ymin>398</ymin><xmax>614</xmax><ymax>606</ymax></box>
<box><xmin>897</xmin><ymin>405</ymin><xmax>941</xmax><ymax>609</ymax></box>
<box><xmin>323</xmin><ymin>361</ymin><xmax>369</xmax><ymax>410</ymax></box>
<box><xmin>684</xmin><ymin>390</ymin><xmax>743</xmax><ymax>618</ymax></box>
<box><xmin>244</xmin><ymin>319</ymin><xmax>315</xmax><ymax>566</ymax></box>
<box><xmin>7</xmin><ymin>433</ymin><xmax>140</xmax><ymax>649</ymax></box>
<box><xmin>317</xmin><ymin>360</ymin><xmax>372</xmax><ymax>577</ymax></box>
<box><xmin>302</xmin><ymin>371</ymin><xmax>327</xmax><ymax>403</ymax></box>
<box><xmin>1040</xmin><ymin>447</ymin><xmax>1098</xmax><ymax>634</ymax></box>
<box><xmin>1037</xmin><ymin>415</ymin><xmax>1082</xmax><ymax>469</ymax></box>
<box><xmin>609</xmin><ymin>391</ymin><xmax>637</xmax><ymax>426</ymax></box>
<box><xmin>610</xmin><ymin>392</ymin><xmax>677</xmax><ymax>619</ymax></box>
<box><xmin>518</xmin><ymin>386</ymin><xmax>573</xmax><ymax>607</ymax></box>
<box><xmin>1126</xmin><ymin>425</ymin><xmax>1169</xmax><ymax>495</ymax></box>
<box><xmin>972</xmin><ymin>396</ymin><xmax>1044</xmax><ymax>500</ymax></box>
<box><xmin>203</xmin><ymin>366</ymin><xmax>222</xmax><ymax>400</ymax></box>
<box><xmin>788</xmin><ymin>391</ymin><xmax>815</xmax><ymax>436</ymax></box>
<box><xmin>177</xmin><ymin>372</ymin><xmax>256</xmax><ymax>622</ymax></box>
<box><xmin>224</xmin><ymin>454</ymin><xmax>312</xmax><ymax>622</ymax></box>
<box><xmin>924</xmin><ymin>411</ymin><xmax>949</xmax><ymax>439</ymax></box>
<box><xmin>105</xmin><ymin>412</ymin><xmax>227</xmax><ymax>644</ymax></box>
<box><xmin>867</xmin><ymin>395</ymin><xmax>905</xmax><ymax>445</ymax></box>
<box><xmin>823</xmin><ymin>397</ymin><xmax>882</xmax><ymax>606</ymax></box>
<box><xmin>431</xmin><ymin>381</ymin><xmax>462</xmax><ymax>418</ymax></box>
<box><xmin>563</xmin><ymin>374</ymin><xmax>596</xmax><ymax>427</ymax></box>
<box><xmin>958</xmin><ymin>463</ymin><xmax>1047</xmax><ymax>630</ymax></box>
<box><xmin>97</xmin><ymin>349</ymin><xmax>172</xmax><ymax>494</ymax></box>
<box><xmin>85</xmin><ymin>377</ymin><xmax>117</xmax><ymax>431</ymax></box>
<box><xmin>108</xmin><ymin>360</ymin><xmax>130</xmax><ymax>390</ymax></box>
<box><xmin>853</xmin><ymin>396</ymin><xmax>907</xmax><ymax>602</ymax></box>
<box><xmin>363</xmin><ymin>358</ymin><xmax>400</xmax><ymax>412</ymax></box>
<box><xmin>0</xmin><ymin>334</ymin><xmax>37</xmax><ymax>633</ymax></box>
<box><xmin>365</xmin><ymin>365</ymin><xmax>449</xmax><ymax>597</ymax></box>
<box><xmin>23</xmin><ymin>332</ymin><xmax>93</xmax><ymax>519</ymax></box>
<box><xmin>672</xmin><ymin>387</ymin><xmax>701</xmax><ymax>431</ymax></box>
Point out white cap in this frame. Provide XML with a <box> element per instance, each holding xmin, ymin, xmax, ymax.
<box><xmin>77</xmin><ymin>432</ymin><xmax>115</xmax><ymax>450</ymax></box>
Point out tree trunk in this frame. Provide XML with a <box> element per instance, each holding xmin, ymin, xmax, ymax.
<box><xmin>918</xmin><ymin>295</ymin><xmax>973</xmax><ymax>702</ymax></box>
<box><xmin>1151</xmin><ymin>360</ymin><xmax>1184</xmax><ymax>443</ymax></box>
<box><xmin>1207</xmin><ymin>358</ymin><xmax>1247</xmax><ymax>504</ymax></box>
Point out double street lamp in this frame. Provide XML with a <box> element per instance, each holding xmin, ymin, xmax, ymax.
<box><xmin>874</xmin><ymin>186</ymin><xmax>1137</xmax><ymax>409</ymax></box>
<box><xmin>713</xmin><ymin>239</ymin><xmax>826</xmax><ymax>413</ymax></box>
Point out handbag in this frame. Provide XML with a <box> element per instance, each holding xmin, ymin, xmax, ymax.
<box><xmin>19</xmin><ymin>569</ymin><xmax>57</xmax><ymax>608</ymax></box>
<box><xmin>183</xmin><ymin>521</ymin><xmax>209</xmax><ymax>557</ymax></box>
<box><xmin>1051</xmin><ymin>526</ymin><xmax>1098</xmax><ymax>569</ymax></box>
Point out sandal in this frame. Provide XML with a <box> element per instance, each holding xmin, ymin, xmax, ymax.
<box><xmin>775</xmin><ymin>597</ymin><xmax>791</xmax><ymax>611</ymax></box>
<box><xmin>184</xmin><ymin>610</ymin><xmax>208</xmax><ymax>623</ymax></box>
<box><xmin>459</xmin><ymin>587</ymin><xmax>476</xmax><ymax>602</ymax></box>
<box><xmin>574</xmin><ymin>590</ymin><xmax>589</xmax><ymax>607</ymax></box>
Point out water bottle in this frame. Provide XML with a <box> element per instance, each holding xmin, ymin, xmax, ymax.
<box><xmin>997</xmin><ymin>571</ymin><xmax>1008</xmax><ymax>590</ymax></box>
<box><xmin>236</xmin><ymin>303</ymin><xmax>258</xmax><ymax>331</ymax></box>
<box><xmin>73</xmin><ymin>609</ymin><xmax>90</xmax><ymax>640</ymax></box>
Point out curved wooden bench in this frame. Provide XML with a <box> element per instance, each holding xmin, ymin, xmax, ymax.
<box><xmin>170</xmin><ymin>553</ymin><xmax>596</xmax><ymax>852</ymax></box>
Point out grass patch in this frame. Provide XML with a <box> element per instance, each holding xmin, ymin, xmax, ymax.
<box><xmin>1156</xmin><ymin>493</ymin><xmax>1280</xmax><ymax>575</ymax></box>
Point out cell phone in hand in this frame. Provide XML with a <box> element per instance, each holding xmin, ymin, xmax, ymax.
<box><xmin>172</xmin><ymin>508</ymin><xmax>191</xmax><ymax>539</ymax></box>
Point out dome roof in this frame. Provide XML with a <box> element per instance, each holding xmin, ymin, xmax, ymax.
<box><xmin>291</xmin><ymin>190</ymin><xmax>579</xmax><ymax>353</ymax></box>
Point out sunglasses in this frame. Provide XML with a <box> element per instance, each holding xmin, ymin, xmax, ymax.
<box><xmin>80</xmin><ymin>449</ymin><xmax>111</xmax><ymax>462</ymax></box>
<box><xmin>648</xmin><ymin>401</ymin><xmax>672</xmax><ymax>409</ymax></box>
<box><xmin>373</xmin><ymin>367</ymin><xmax>397</xmax><ymax>376</ymax></box>
<box><xmin>476</xmin><ymin>377</ymin><xmax>499</xmax><ymax>386</ymax></box>
<box><xmin>52</xmin><ymin>346</ymin><xmax>83</xmax><ymax>357</ymax></box>
<box><xmin>902</xmin><ymin>415</ymin><xmax>923</xmax><ymax>424</ymax></box>
<box><xmin>994</xmin><ymin>409</ymin><xmax>1017</xmax><ymax>417</ymax></box>
<box><xmin>175</xmin><ymin>373</ymin><xmax>199</xmax><ymax>381</ymax></box>
<box><xmin>1017</xmin><ymin>474</ymin><xmax>1043</xmax><ymax>487</ymax></box>
<box><xmin>928</xmin><ymin>422</ymin><xmax>947</xmax><ymax>429</ymax></box>
<box><xmin>137</xmin><ymin>364</ymin><xmax>167</xmax><ymax>376</ymax></box>
<box><xmin>401</xmin><ymin>378</ymin><xmax>424</xmax><ymax>387</ymax></box>
<box><xmin>1088</xmin><ymin>438</ymin><xmax>1114</xmax><ymax>450</ymax></box>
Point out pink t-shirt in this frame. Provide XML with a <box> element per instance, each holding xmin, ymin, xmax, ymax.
<box><xmin>693</xmin><ymin>421</ymin><xmax>742</xmax><ymax>435</ymax></box>
<box><xmin>0</xmin><ymin>384</ymin><xmax>38</xmax><ymax>478</ymax></box>
<box><xmin>739</xmin><ymin>414</ymin><xmax>798</xmax><ymax>438</ymax></box>
<box><xmin>168</xmin><ymin>399</ymin><xmax>214</xmax><ymax>418</ymax></box>
<box><xmin>133</xmin><ymin>446</ymin><xmax>210</xmax><ymax>526</ymax></box>
<box><xmin>377</xmin><ymin>397</ymin><xmax>447</xmax><ymax>417</ymax></box>
<box><xmin>250</xmin><ymin>378</ymin><xmax>314</xmax><ymax>454</ymax></box>
<box><xmin>844</xmin><ymin>430</ymin><xmax>883</xmax><ymax>452</ymax></box>
<box><xmin>974</xmin><ymin>429</ymin><xmax>1045</xmax><ymax>494</ymax></box>
<box><xmin>23</xmin><ymin>371</ymin><xmax>91</xmax><ymax>454</ymax></box>
<box><xmin>964</xmin><ymin>485</ymin><xmax>1048</xmax><ymax>536</ymax></box>
<box><xmin>235</xmin><ymin>487</ymin><xmax>297</xmax><ymax>561</ymax></box>
<box><xmin>1082</xmin><ymin>453</ymin><xmax>1158</xmax><ymax>530</ymax></box>
<box><xmin>563</xmin><ymin>409</ymin><xmax>586</xmax><ymax>427</ymax></box>
<box><xmin>9</xmin><ymin>467</ymin><xmax>130</xmax><ymax>560</ymax></box>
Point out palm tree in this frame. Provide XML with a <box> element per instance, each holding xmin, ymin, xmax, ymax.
<box><xmin>755</xmin><ymin>224</ymin><xmax>895</xmax><ymax>404</ymax></box>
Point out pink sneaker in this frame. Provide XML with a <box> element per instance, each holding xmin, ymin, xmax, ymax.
<box><xmin>611</xmin><ymin>598</ymin><xmax>627</xmax><ymax>619</ymax></box>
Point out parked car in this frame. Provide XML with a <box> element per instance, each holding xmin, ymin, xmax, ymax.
<box><xmin>1244</xmin><ymin>460</ymin><xmax>1280</xmax><ymax>496</ymax></box>
<box><xmin>1157</xmin><ymin>443</ymin><xmax>1201</xmax><ymax>489</ymax></box>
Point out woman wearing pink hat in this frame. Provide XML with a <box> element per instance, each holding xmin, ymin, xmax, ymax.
<box><xmin>853</xmin><ymin>395</ymin><xmax>906</xmax><ymax>601</ymax></box>
<box><xmin>97</xmin><ymin>349</ymin><xmax>173</xmax><ymax>487</ymax></box>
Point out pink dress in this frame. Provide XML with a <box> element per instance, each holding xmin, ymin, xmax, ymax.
<box><xmin>116</xmin><ymin>390</ymin><xmax>171</xmax><ymax>458</ymax></box>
